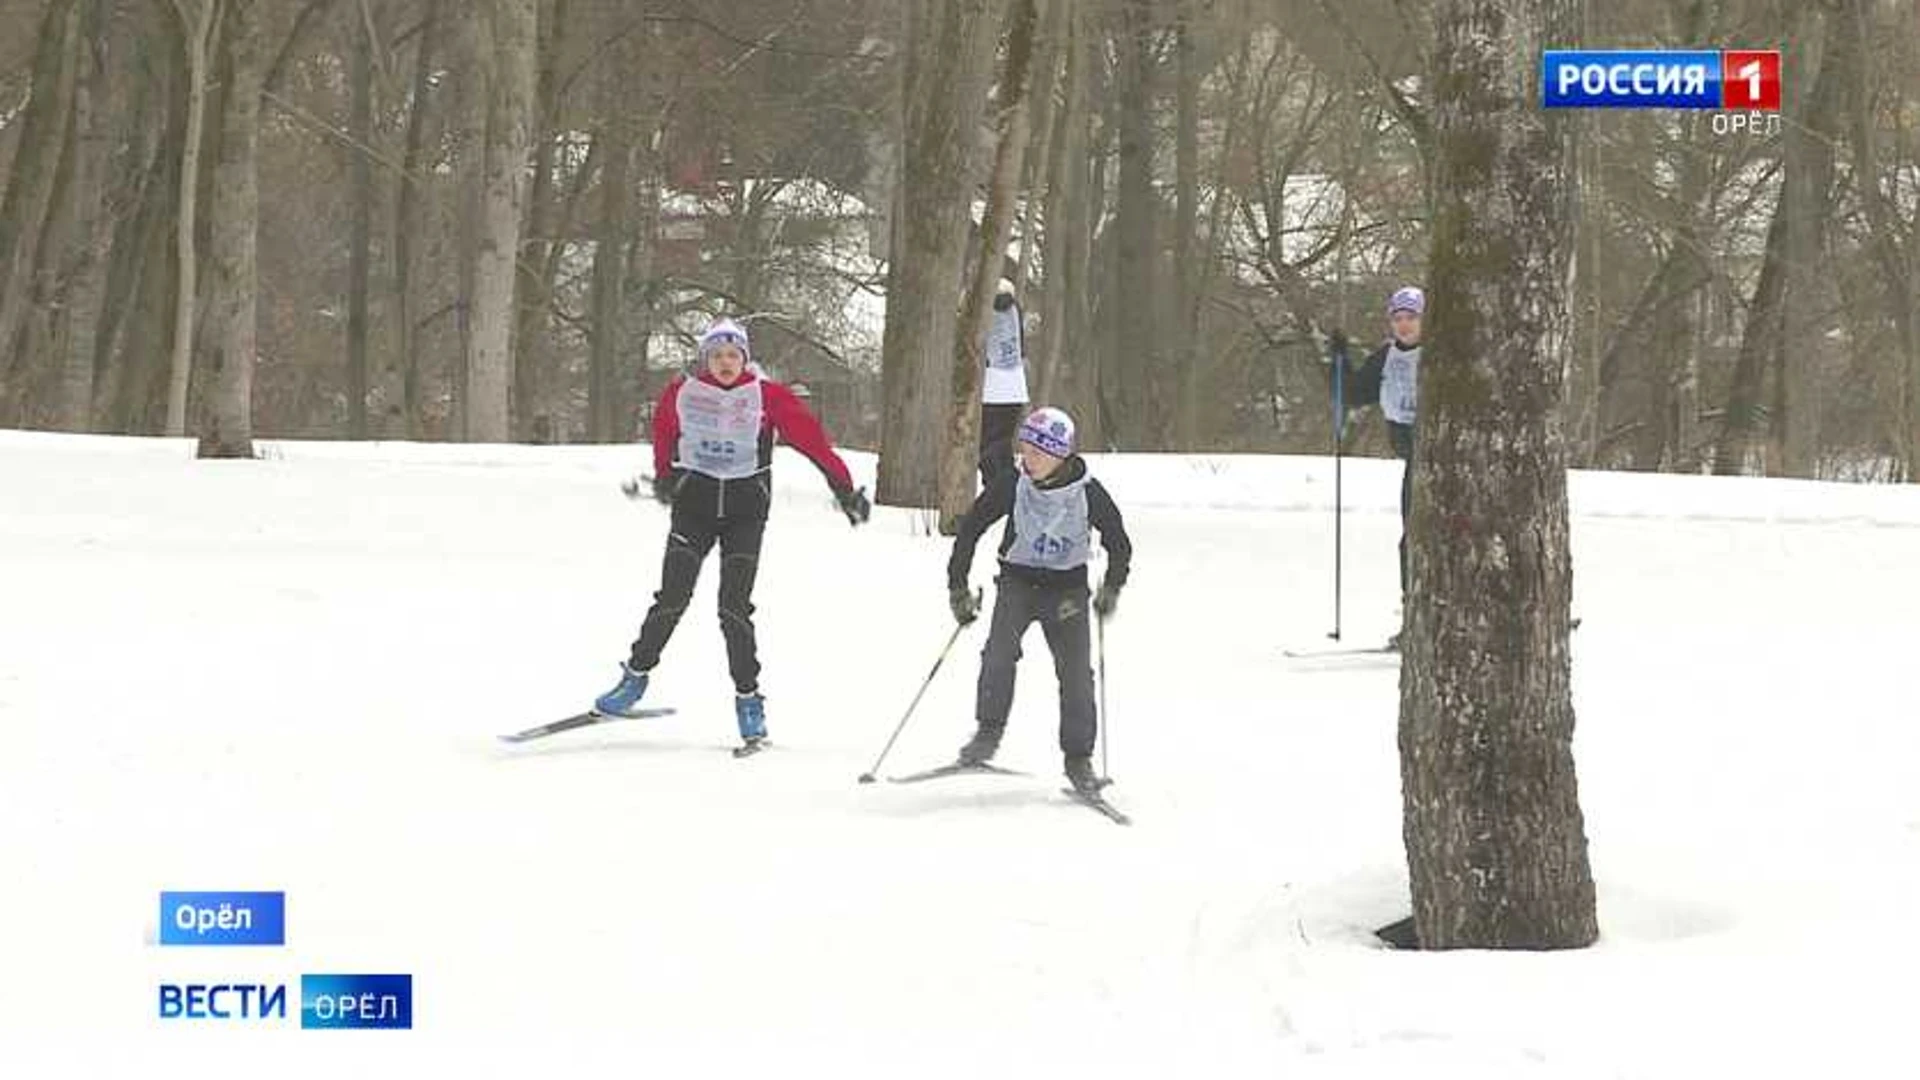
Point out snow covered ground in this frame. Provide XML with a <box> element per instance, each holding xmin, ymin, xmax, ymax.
<box><xmin>2</xmin><ymin>428</ymin><xmax>1917</xmax><ymax>1078</ymax></box>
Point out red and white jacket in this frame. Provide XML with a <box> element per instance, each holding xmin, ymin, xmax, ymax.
<box><xmin>652</xmin><ymin>368</ymin><xmax>854</xmax><ymax>517</ymax></box>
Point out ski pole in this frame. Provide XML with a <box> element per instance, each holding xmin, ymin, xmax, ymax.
<box><xmin>1096</xmin><ymin>608</ymin><xmax>1110</xmax><ymax>781</ymax></box>
<box><xmin>856</xmin><ymin>589</ymin><xmax>982</xmax><ymax>784</ymax></box>
<box><xmin>1329</xmin><ymin>342</ymin><xmax>1346</xmax><ymax>642</ymax></box>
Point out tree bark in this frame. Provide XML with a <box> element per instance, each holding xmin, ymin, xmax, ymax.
<box><xmin>1109</xmin><ymin>0</ymin><xmax>1157</xmax><ymax>448</ymax></box>
<box><xmin>877</xmin><ymin>0</ymin><xmax>1001</xmax><ymax>508</ymax></box>
<box><xmin>450</xmin><ymin>6</ymin><xmax>491</xmax><ymax>439</ymax></box>
<box><xmin>1773</xmin><ymin>5</ymin><xmax>1847</xmax><ymax>477</ymax></box>
<box><xmin>512</xmin><ymin>0</ymin><xmax>567</xmax><ymax>442</ymax></box>
<box><xmin>587</xmin><ymin>29</ymin><xmax>633</xmax><ymax>445</ymax></box>
<box><xmin>464</xmin><ymin>0</ymin><xmax>535</xmax><ymax>442</ymax></box>
<box><xmin>1173</xmin><ymin>0</ymin><xmax>1201</xmax><ymax>449</ymax></box>
<box><xmin>346</xmin><ymin>0</ymin><xmax>373</xmax><ymax>438</ymax></box>
<box><xmin>197</xmin><ymin>0</ymin><xmax>261</xmax><ymax>458</ymax></box>
<box><xmin>1401</xmin><ymin>0</ymin><xmax>1597</xmax><ymax>951</ymax></box>
<box><xmin>0</xmin><ymin>0</ymin><xmax>82</xmax><ymax>414</ymax></box>
<box><xmin>165</xmin><ymin>0</ymin><xmax>221</xmax><ymax>437</ymax></box>
<box><xmin>1712</xmin><ymin>186</ymin><xmax>1786</xmax><ymax>476</ymax></box>
<box><xmin>939</xmin><ymin>0</ymin><xmax>1041</xmax><ymax>532</ymax></box>
<box><xmin>1033</xmin><ymin>0</ymin><xmax>1082</xmax><ymax>409</ymax></box>
<box><xmin>56</xmin><ymin>0</ymin><xmax>115</xmax><ymax>432</ymax></box>
<box><xmin>393</xmin><ymin>0</ymin><xmax>439</xmax><ymax>438</ymax></box>
<box><xmin>1843</xmin><ymin>0</ymin><xmax>1919</xmax><ymax>478</ymax></box>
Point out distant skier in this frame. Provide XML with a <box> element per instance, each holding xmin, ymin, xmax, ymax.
<box><xmin>599</xmin><ymin>317</ymin><xmax>872</xmax><ymax>755</ymax></box>
<box><xmin>978</xmin><ymin>278</ymin><xmax>1031</xmax><ymax>489</ymax></box>
<box><xmin>1329</xmin><ymin>285</ymin><xmax>1423</xmax><ymax>647</ymax></box>
<box><xmin>946</xmin><ymin>406</ymin><xmax>1132</xmax><ymax>794</ymax></box>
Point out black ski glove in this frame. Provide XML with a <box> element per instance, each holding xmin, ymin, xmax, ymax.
<box><xmin>836</xmin><ymin>485</ymin><xmax>872</xmax><ymax>526</ymax></box>
<box><xmin>1093</xmin><ymin>580</ymin><xmax>1122</xmax><ymax>618</ymax></box>
<box><xmin>647</xmin><ymin>472</ymin><xmax>677</xmax><ymax>505</ymax></box>
<box><xmin>949</xmin><ymin>584</ymin><xmax>981</xmax><ymax>625</ymax></box>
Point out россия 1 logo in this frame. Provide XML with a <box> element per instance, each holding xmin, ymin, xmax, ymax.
<box><xmin>1542</xmin><ymin>49</ymin><xmax>1781</xmax><ymax>110</ymax></box>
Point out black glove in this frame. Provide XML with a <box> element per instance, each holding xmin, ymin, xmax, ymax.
<box><xmin>1093</xmin><ymin>580</ymin><xmax>1121</xmax><ymax>618</ymax></box>
<box><xmin>949</xmin><ymin>584</ymin><xmax>980</xmax><ymax>625</ymax></box>
<box><xmin>1326</xmin><ymin>329</ymin><xmax>1350</xmax><ymax>366</ymax></box>
<box><xmin>836</xmin><ymin>485</ymin><xmax>872</xmax><ymax>526</ymax></box>
<box><xmin>648</xmin><ymin>472</ymin><xmax>677</xmax><ymax>505</ymax></box>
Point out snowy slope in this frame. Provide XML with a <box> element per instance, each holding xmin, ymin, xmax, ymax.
<box><xmin>1</xmin><ymin>429</ymin><xmax>1917</xmax><ymax>1079</ymax></box>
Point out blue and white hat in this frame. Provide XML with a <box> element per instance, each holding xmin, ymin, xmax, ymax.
<box><xmin>697</xmin><ymin>318</ymin><xmax>751</xmax><ymax>364</ymax></box>
<box><xmin>1018</xmin><ymin>406</ymin><xmax>1076</xmax><ymax>459</ymax></box>
<box><xmin>1387</xmin><ymin>286</ymin><xmax>1425</xmax><ymax>317</ymax></box>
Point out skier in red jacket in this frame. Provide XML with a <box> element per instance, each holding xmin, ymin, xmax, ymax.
<box><xmin>597</xmin><ymin>317</ymin><xmax>870</xmax><ymax>755</ymax></box>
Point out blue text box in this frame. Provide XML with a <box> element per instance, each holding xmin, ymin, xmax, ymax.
<box><xmin>300</xmin><ymin>974</ymin><xmax>413</xmax><ymax>1030</ymax></box>
<box><xmin>1543</xmin><ymin>50</ymin><xmax>1722</xmax><ymax>109</ymax></box>
<box><xmin>158</xmin><ymin>891</ymin><xmax>286</xmax><ymax>946</ymax></box>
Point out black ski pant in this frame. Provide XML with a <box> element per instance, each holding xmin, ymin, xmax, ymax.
<box><xmin>1389</xmin><ymin>421</ymin><xmax>1414</xmax><ymax>597</ymax></box>
<box><xmin>979</xmin><ymin>402</ymin><xmax>1023</xmax><ymax>490</ymax></box>
<box><xmin>627</xmin><ymin>485</ymin><xmax>768</xmax><ymax>695</ymax></box>
<box><xmin>974</xmin><ymin>576</ymin><xmax>1097</xmax><ymax>760</ymax></box>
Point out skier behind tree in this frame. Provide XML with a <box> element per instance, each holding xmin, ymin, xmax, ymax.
<box><xmin>1329</xmin><ymin>285</ymin><xmax>1423</xmax><ymax>647</ymax></box>
<box><xmin>946</xmin><ymin>407</ymin><xmax>1132</xmax><ymax>794</ymax></box>
<box><xmin>598</xmin><ymin>317</ymin><xmax>872</xmax><ymax>755</ymax></box>
<box><xmin>978</xmin><ymin>278</ymin><xmax>1031</xmax><ymax>489</ymax></box>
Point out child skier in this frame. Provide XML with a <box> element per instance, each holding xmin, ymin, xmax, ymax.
<box><xmin>598</xmin><ymin>317</ymin><xmax>871</xmax><ymax>754</ymax></box>
<box><xmin>1330</xmin><ymin>285</ymin><xmax>1423</xmax><ymax>646</ymax></box>
<box><xmin>946</xmin><ymin>406</ymin><xmax>1132</xmax><ymax>794</ymax></box>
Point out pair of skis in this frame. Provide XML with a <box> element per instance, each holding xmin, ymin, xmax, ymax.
<box><xmin>497</xmin><ymin>707</ymin><xmax>771</xmax><ymax>759</ymax></box>
<box><xmin>886</xmin><ymin>761</ymin><xmax>1132</xmax><ymax>826</ymax></box>
<box><xmin>498</xmin><ymin>714</ymin><xmax>1130</xmax><ymax>823</ymax></box>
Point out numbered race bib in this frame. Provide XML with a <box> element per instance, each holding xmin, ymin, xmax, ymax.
<box><xmin>987</xmin><ymin>306</ymin><xmax>1023</xmax><ymax>372</ymax></box>
<box><xmin>1382</xmin><ymin>343</ymin><xmax>1420</xmax><ymax>426</ymax></box>
<box><xmin>677</xmin><ymin>378</ymin><xmax>765</xmax><ymax>480</ymax></box>
<box><xmin>1005</xmin><ymin>473</ymin><xmax>1091</xmax><ymax>572</ymax></box>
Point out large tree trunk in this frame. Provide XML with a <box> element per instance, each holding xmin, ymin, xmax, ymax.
<box><xmin>1843</xmin><ymin>0</ymin><xmax>1919</xmax><ymax>477</ymax></box>
<box><xmin>587</xmin><ymin>38</ymin><xmax>634</xmax><ymax>445</ymax></box>
<box><xmin>196</xmin><ymin>0</ymin><xmax>262</xmax><ymax>459</ymax></box>
<box><xmin>450</xmin><ymin>6</ymin><xmax>491</xmax><ymax>439</ymax></box>
<box><xmin>1033</xmin><ymin>0</ymin><xmax>1082</xmax><ymax>409</ymax></box>
<box><xmin>1010</xmin><ymin>0</ymin><xmax>1067</xmax><ymax>293</ymax></box>
<box><xmin>0</xmin><ymin>0</ymin><xmax>82</xmax><ymax>417</ymax></box>
<box><xmin>393</xmin><ymin>0</ymin><xmax>440</xmax><ymax>439</ymax></box>
<box><xmin>1772</xmin><ymin>6</ymin><xmax>1847</xmax><ymax>477</ymax></box>
<box><xmin>1108</xmin><ymin>0</ymin><xmax>1157</xmax><ymax>448</ymax></box>
<box><xmin>464</xmin><ymin>0</ymin><xmax>535</xmax><ymax>442</ymax></box>
<box><xmin>57</xmin><ymin>0</ymin><xmax>116</xmax><ymax>433</ymax></box>
<box><xmin>1400</xmin><ymin>0</ymin><xmax>1597</xmax><ymax>952</ymax></box>
<box><xmin>938</xmin><ymin>0</ymin><xmax>1041</xmax><ymax>532</ymax></box>
<box><xmin>165</xmin><ymin>0</ymin><xmax>220</xmax><ymax>437</ymax></box>
<box><xmin>1172</xmin><ymin>0</ymin><xmax>1201</xmax><ymax>450</ymax></box>
<box><xmin>1713</xmin><ymin>191</ymin><xmax>1787</xmax><ymax>476</ymax></box>
<box><xmin>512</xmin><ymin>0</ymin><xmax>567</xmax><ymax>442</ymax></box>
<box><xmin>877</xmin><ymin>0</ymin><xmax>1001</xmax><ymax>508</ymax></box>
<box><xmin>345</xmin><ymin>0</ymin><xmax>373</xmax><ymax>439</ymax></box>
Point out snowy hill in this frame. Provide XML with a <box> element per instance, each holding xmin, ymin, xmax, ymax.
<box><xmin>2</xmin><ymin>429</ymin><xmax>1917</xmax><ymax>1078</ymax></box>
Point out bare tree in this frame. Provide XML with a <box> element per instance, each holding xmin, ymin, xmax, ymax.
<box><xmin>939</xmin><ymin>0</ymin><xmax>1042</xmax><ymax>531</ymax></box>
<box><xmin>345</xmin><ymin>0</ymin><xmax>374</xmax><ymax>439</ymax></box>
<box><xmin>464</xmin><ymin>0</ymin><xmax>536</xmax><ymax>441</ymax></box>
<box><xmin>197</xmin><ymin>0</ymin><xmax>264</xmax><ymax>458</ymax></box>
<box><xmin>163</xmin><ymin>0</ymin><xmax>221</xmax><ymax>437</ymax></box>
<box><xmin>877</xmin><ymin>0</ymin><xmax>1001</xmax><ymax>508</ymax></box>
<box><xmin>0</xmin><ymin>0</ymin><xmax>81</xmax><ymax>419</ymax></box>
<box><xmin>1399</xmin><ymin>0</ymin><xmax>1597</xmax><ymax>950</ymax></box>
<box><xmin>56</xmin><ymin>0</ymin><xmax>117</xmax><ymax>432</ymax></box>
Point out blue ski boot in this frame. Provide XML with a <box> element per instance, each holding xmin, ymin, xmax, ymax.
<box><xmin>593</xmin><ymin>664</ymin><xmax>651</xmax><ymax>717</ymax></box>
<box><xmin>733</xmin><ymin>692</ymin><xmax>768</xmax><ymax>757</ymax></box>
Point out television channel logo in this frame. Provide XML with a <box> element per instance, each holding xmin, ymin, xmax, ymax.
<box><xmin>300</xmin><ymin>974</ymin><xmax>413</xmax><ymax>1030</ymax></box>
<box><xmin>1542</xmin><ymin>50</ymin><xmax>1781</xmax><ymax>110</ymax></box>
